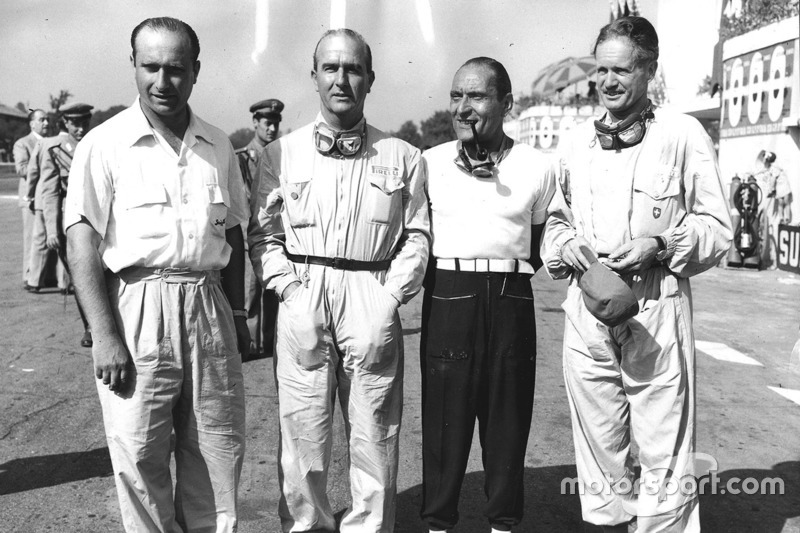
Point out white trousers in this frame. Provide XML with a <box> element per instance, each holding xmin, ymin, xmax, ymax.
<box><xmin>275</xmin><ymin>266</ymin><xmax>403</xmax><ymax>533</ymax></box>
<box><xmin>97</xmin><ymin>268</ymin><xmax>246</xmax><ymax>533</ymax></box>
<box><xmin>561</xmin><ymin>267</ymin><xmax>700</xmax><ymax>532</ymax></box>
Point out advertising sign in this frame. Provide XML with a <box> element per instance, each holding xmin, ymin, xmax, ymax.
<box><xmin>777</xmin><ymin>224</ymin><xmax>800</xmax><ymax>274</ymax></box>
<box><xmin>721</xmin><ymin>40</ymin><xmax>796</xmax><ymax>138</ymax></box>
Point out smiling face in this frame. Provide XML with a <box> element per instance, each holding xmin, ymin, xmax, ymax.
<box><xmin>311</xmin><ymin>33</ymin><xmax>374</xmax><ymax>131</ymax></box>
<box><xmin>132</xmin><ymin>27</ymin><xmax>199</xmax><ymax>125</ymax></box>
<box><xmin>449</xmin><ymin>64</ymin><xmax>512</xmax><ymax>152</ymax></box>
<box><xmin>595</xmin><ymin>37</ymin><xmax>656</xmax><ymax>122</ymax></box>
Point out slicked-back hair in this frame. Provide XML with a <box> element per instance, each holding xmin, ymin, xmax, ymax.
<box><xmin>593</xmin><ymin>16</ymin><xmax>659</xmax><ymax>66</ymax></box>
<box><xmin>312</xmin><ymin>28</ymin><xmax>373</xmax><ymax>74</ymax></box>
<box><xmin>27</xmin><ymin>109</ymin><xmax>46</xmax><ymax>122</ymax></box>
<box><xmin>131</xmin><ymin>17</ymin><xmax>200</xmax><ymax>63</ymax></box>
<box><xmin>460</xmin><ymin>57</ymin><xmax>512</xmax><ymax>99</ymax></box>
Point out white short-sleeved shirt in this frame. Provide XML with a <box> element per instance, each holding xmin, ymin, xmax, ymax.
<box><xmin>64</xmin><ymin>98</ymin><xmax>248</xmax><ymax>272</ymax></box>
<box><xmin>423</xmin><ymin>140</ymin><xmax>556</xmax><ymax>260</ymax></box>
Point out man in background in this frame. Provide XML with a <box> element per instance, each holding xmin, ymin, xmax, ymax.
<box><xmin>14</xmin><ymin>108</ymin><xmax>49</xmax><ymax>289</ymax></box>
<box><xmin>237</xmin><ymin>98</ymin><xmax>283</xmax><ymax>359</ymax></box>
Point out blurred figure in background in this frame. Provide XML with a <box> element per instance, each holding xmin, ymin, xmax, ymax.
<box><xmin>14</xmin><ymin>108</ymin><xmax>49</xmax><ymax>287</ymax></box>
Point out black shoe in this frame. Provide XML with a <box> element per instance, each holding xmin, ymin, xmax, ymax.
<box><xmin>80</xmin><ymin>330</ymin><xmax>93</xmax><ymax>348</ymax></box>
<box><xmin>23</xmin><ymin>283</ymin><xmax>40</xmax><ymax>293</ymax></box>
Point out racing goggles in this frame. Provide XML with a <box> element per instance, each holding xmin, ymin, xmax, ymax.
<box><xmin>454</xmin><ymin>147</ymin><xmax>495</xmax><ymax>178</ymax></box>
<box><xmin>314</xmin><ymin>122</ymin><xmax>363</xmax><ymax>157</ymax></box>
<box><xmin>593</xmin><ymin>104</ymin><xmax>653</xmax><ymax>150</ymax></box>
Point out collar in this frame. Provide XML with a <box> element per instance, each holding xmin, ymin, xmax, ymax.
<box><xmin>313</xmin><ymin>112</ymin><xmax>367</xmax><ymax>137</ymax></box>
<box><xmin>122</xmin><ymin>96</ymin><xmax>214</xmax><ymax>148</ymax></box>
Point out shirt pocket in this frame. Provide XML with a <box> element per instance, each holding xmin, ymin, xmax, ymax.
<box><xmin>115</xmin><ymin>178</ymin><xmax>170</xmax><ymax>239</ymax></box>
<box><xmin>366</xmin><ymin>173</ymin><xmax>404</xmax><ymax>225</ymax></box>
<box><xmin>632</xmin><ymin>165</ymin><xmax>683</xmax><ymax>235</ymax></box>
<box><xmin>283</xmin><ymin>177</ymin><xmax>315</xmax><ymax>228</ymax></box>
<box><xmin>207</xmin><ymin>183</ymin><xmax>230</xmax><ymax>235</ymax></box>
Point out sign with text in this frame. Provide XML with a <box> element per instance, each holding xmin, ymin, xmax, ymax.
<box><xmin>721</xmin><ymin>39</ymin><xmax>796</xmax><ymax>138</ymax></box>
<box><xmin>777</xmin><ymin>224</ymin><xmax>800</xmax><ymax>274</ymax></box>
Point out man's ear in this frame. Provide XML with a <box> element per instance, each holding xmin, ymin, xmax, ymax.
<box><xmin>647</xmin><ymin>60</ymin><xmax>658</xmax><ymax>82</ymax></box>
<box><xmin>367</xmin><ymin>71</ymin><xmax>375</xmax><ymax>93</ymax></box>
<box><xmin>193</xmin><ymin>60</ymin><xmax>201</xmax><ymax>84</ymax></box>
<box><xmin>311</xmin><ymin>69</ymin><xmax>319</xmax><ymax>93</ymax></box>
<box><xmin>502</xmin><ymin>93</ymin><xmax>514</xmax><ymax>116</ymax></box>
<box><xmin>130</xmin><ymin>54</ymin><xmax>135</xmax><ymax>67</ymax></box>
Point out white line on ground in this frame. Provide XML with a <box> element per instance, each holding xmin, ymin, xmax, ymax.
<box><xmin>0</xmin><ymin>195</ymin><xmax>19</xmax><ymax>200</ymax></box>
<box><xmin>767</xmin><ymin>386</ymin><xmax>800</xmax><ymax>406</ymax></box>
<box><xmin>696</xmin><ymin>340</ymin><xmax>763</xmax><ymax>366</ymax></box>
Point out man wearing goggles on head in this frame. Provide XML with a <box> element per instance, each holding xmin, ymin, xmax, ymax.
<box><xmin>420</xmin><ymin>57</ymin><xmax>556</xmax><ymax>533</ymax></box>
<box><xmin>542</xmin><ymin>16</ymin><xmax>732</xmax><ymax>532</ymax></box>
<box><xmin>248</xmin><ymin>28</ymin><xmax>430</xmax><ymax>532</ymax></box>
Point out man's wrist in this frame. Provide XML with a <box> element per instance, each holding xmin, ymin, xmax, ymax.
<box><xmin>281</xmin><ymin>281</ymin><xmax>301</xmax><ymax>301</ymax></box>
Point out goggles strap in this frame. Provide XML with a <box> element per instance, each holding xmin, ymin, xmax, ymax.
<box><xmin>453</xmin><ymin>136</ymin><xmax>513</xmax><ymax>178</ymax></box>
<box><xmin>593</xmin><ymin>101</ymin><xmax>653</xmax><ymax>150</ymax></box>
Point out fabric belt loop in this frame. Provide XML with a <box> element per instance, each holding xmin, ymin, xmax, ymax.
<box><xmin>514</xmin><ymin>259</ymin><xmax>519</xmax><ymax>273</ymax></box>
<box><xmin>455</xmin><ymin>258</ymin><xmax>461</xmax><ymax>272</ymax></box>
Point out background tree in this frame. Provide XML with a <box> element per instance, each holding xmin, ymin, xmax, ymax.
<box><xmin>46</xmin><ymin>89</ymin><xmax>72</xmax><ymax>134</ymax></box>
<box><xmin>229</xmin><ymin>128</ymin><xmax>254</xmax><ymax>149</ymax></box>
<box><xmin>420</xmin><ymin>110</ymin><xmax>456</xmax><ymax>148</ymax></box>
<box><xmin>390</xmin><ymin>120</ymin><xmax>422</xmax><ymax>148</ymax></box>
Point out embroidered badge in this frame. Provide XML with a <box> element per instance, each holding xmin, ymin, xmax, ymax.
<box><xmin>653</xmin><ymin>207</ymin><xmax>662</xmax><ymax>219</ymax></box>
<box><xmin>213</xmin><ymin>218</ymin><xmax>226</xmax><ymax>226</ymax></box>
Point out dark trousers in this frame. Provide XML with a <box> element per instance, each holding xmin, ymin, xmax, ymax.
<box><xmin>420</xmin><ymin>268</ymin><xmax>537</xmax><ymax>531</ymax></box>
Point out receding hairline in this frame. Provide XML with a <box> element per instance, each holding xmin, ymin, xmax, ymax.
<box><xmin>454</xmin><ymin>61</ymin><xmax>511</xmax><ymax>99</ymax></box>
<box><xmin>312</xmin><ymin>29</ymin><xmax>372</xmax><ymax>72</ymax></box>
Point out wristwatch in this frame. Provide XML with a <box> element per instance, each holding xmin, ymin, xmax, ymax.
<box><xmin>653</xmin><ymin>235</ymin><xmax>669</xmax><ymax>262</ymax></box>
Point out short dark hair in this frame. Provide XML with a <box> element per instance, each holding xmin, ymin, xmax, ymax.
<box><xmin>312</xmin><ymin>28</ymin><xmax>372</xmax><ymax>73</ymax></box>
<box><xmin>131</xmin><ymin>17</ymin><xmax>200</xmax><ymax>63</ymax></box>
<box><xmin>459</xmin><ymin>57</ymin><xmax>512</xmax><ymax>99</ymax></box>
<box><xmin>593</xmin><ymin>16</ymin><xmax>659</xmax><ymax>65</ymax></box>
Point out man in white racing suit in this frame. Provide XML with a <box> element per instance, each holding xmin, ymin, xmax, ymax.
<box><xmin>542</xmin><ymin>16</ymin><xmax>732</xmax><ymax>532</ymax></box>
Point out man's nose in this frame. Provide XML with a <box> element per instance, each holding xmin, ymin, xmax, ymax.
<box><xmin>334</xmin><ymin>67</ymin><xmax>348</xmax><ymax>86</ymax></box>
<box><xmin>155</xmin><ymin>69</ymin><xmax>170</xmax><ymax>90</ymax></box>
<box><xmin>456</xmin><ymin>97</ymin><xmax>473</xmax><ymax>116</ymax></box>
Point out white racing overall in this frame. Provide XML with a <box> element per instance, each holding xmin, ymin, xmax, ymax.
<box><xmin>542</xmin><ymin>108</ymin><xmax>732</xmax><ymax>531</ymax></box>
<box><xmin>249</xmin><ymin>116</ymin><xmax>430</xmax><ymax>532</ymax></box>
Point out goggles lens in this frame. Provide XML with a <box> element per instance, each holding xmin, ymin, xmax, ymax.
<box><xmin>314</xmin><ymin>123</ymin><xmax>363</xmax><ymax>157</ymax></box>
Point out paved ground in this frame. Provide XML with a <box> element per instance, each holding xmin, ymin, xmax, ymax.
<box><xmin>1</xmin><ymin>170</ymin><xmax>798</xmax><ymax>532</ymax></box>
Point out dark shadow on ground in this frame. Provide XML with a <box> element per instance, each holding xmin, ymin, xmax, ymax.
<box><xmin>395</xmin><ymin>461</ymin><xmax>800</xmax><ymax>532</ymax></box>
<box><xmin>0</xmin><ymin>447</ymin><xmax>113</xmax><ymax>495</ymax></box>
<box><xmin>699</xmin><ymin>461</ymin><xmax>799</xmax><ymax>532</ymax></box>
<box><xmin>396</xmin><ymin>465</ymin><xmax>590</xmax><ymax>532</ymax></box>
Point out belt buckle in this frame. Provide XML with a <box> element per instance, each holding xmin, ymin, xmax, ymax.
<box><xmin>332</xmin><ymin>257</ymin><xmax>347</xmax><ymax>270</ymax></box>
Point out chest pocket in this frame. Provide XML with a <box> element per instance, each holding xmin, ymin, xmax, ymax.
<box><xmin>117</xmin><ymin>180</ymin><xmax>168</xmax><ymax>209</ymax></box>
<box><xmin>283</xmin><ymin>178</ymin><xmax>315</xmax><ymax>228</ymax></box>
<box><xmin>366</xmin><ymin>173</ymin><xmax>404</xmax><ymax>225</ymax></box>
<box><xmin>207</xmin><ymin>183</ymin><xmax>230</xmax><ymax>234</ymax></box>
<box><xmin>631</xmin><ymin>165</ymin><xmax>683</xmax><ymax>235</ymax></box>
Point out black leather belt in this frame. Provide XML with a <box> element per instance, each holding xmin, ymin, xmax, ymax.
<box><xmin>286</xmin><ymin>253</ymin><xmax>391</xmax><ymax>271</ymax></box>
